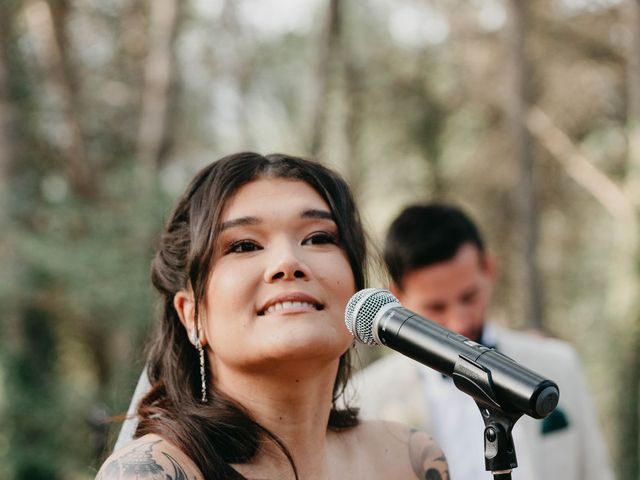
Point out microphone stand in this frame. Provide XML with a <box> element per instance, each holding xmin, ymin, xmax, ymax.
<box><xmin>452</xmin><ymin>356</ymin><xmax>524</xmax><ymax>480</ymax></box>
<box><xmin>476</xmin><ymin>404</ymin><xmax>521</xmax><ymax>480</ymax></box>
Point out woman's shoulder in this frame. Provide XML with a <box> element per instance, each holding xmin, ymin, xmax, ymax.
<box><xmin>95</xmin><ymin>434</ymin><xmax>203</xmax><ymax>480</ymax></box>
<box><xmin>338</xmin><ymin>420</ymin><xmax>449</xmax><ymax>479</ymax></box>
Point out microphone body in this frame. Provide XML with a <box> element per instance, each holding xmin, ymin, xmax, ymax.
<box><xmin>346</xmin><ymin>289</ymin><xmax>559</xmax><ymax>419</ymax></box>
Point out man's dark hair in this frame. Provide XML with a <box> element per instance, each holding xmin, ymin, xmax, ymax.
<box><xmin>384</xmin><ymin>203</ymin><xmax>485</xmax><ymax>288</ymax></box>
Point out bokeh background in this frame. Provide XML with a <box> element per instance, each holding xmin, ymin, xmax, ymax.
<box><xmin>1</xmin><ymin>0</ymin><xmax>639</xmax><ymax>478</ymax></box>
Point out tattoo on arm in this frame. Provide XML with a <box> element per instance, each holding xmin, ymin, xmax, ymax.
<box><xmin>408</xmin><ymin>429</ymin><xmax>450</xmax><ymax>480</ymax></box>
<box><xmin>96</xmin><ymin>440</ymin><xmax>197</xmax><ymax>480</ymax></box>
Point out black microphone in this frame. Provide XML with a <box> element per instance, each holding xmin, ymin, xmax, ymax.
<box><xmin>345</xmin><ymin>288</ymin><xmax>559</xmax><ymax>419</ymax></box>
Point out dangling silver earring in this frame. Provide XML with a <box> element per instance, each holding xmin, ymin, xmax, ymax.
<box><xmin>192</xmin><ymin>327</ymin><xmax>207</xmax><ymax>403</ymax></box>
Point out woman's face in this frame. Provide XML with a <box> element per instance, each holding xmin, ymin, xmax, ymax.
<box><xmin>201</xmin><ymin>177</ymin><xmax>356</xmax><ymax>377</ymax></box>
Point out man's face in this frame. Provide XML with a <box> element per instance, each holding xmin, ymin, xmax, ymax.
<box><xmin>392</xmin><ymin>243</ymin><xmax>494</xmax><ymax>342</ymax></box>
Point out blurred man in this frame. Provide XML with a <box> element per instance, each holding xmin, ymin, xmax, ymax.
<box><xmin>354</xmin><ymin>203</ymin><xmax>613</xmax><ymax>480</ymax></box>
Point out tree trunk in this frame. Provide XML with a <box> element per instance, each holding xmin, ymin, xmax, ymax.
<box><xmin>627</xmin><ymin>0</ymin><xmax>640</xmax><ymax>194</ymax></box>
<box><xmin>219</xmin><ymin>0</ymin><xmax>257</xmax><ymax>150</ymax></box>
<box><xmin>343</xmin><ymin>58</ymin><xmax>364</xmax><ymax>197</ymax></box>
<box><xmin>0</xmin><ymin>10</ymin><xmax>15</xmax><ymax>224</ymax></box>
<box><xmin>136</xmin><ymin>0</ymin><xmax>181</xmax><ymax>174</ymax></box>
<box><xmin>618</xmin><ymin>2</ymin><xmax>640</xmax><ymax>478</ymax></box>
<box><xmin>23</xmin><ymin>0</ymin><xmax>93</xmax><ymax>197</ymax></box>
<box><xmin>505</xmin><ymin>0</ymin><xmax>544</xmax><ymax>330</ymax></box>
<box><xmin>310</xmin><ymin>0</ymin><xmax>342</xmax><ymax>160</ymax></box>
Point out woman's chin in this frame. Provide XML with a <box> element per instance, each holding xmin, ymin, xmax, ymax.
<box><xmin>270</xmin><ymin>331</ymin><xmax>350</xmax><ymax>360</ymax></box>
<box><xmin>237</xmin><ymin>331</ymin><xmax>351</xmax><ymax>372</ymax></box>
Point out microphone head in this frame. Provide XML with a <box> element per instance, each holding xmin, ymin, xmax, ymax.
<box><xmin>344</xmin><ymin>288</ymin><xmax>400</xmax><ymax>346</ymax></box>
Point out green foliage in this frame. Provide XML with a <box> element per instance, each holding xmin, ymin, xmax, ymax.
<box><xmin>1</xmin><ymin>164</ymin><xmax>168</xmax><ymax>478</ymax></box>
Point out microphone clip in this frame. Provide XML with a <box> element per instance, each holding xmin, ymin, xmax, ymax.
<box><xmin>452</xmin><ymin>354</ymin><xmax>522</xmax><ymax>477</ymax></box>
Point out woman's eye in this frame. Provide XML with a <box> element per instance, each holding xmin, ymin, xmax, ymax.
<box><xmin>226</xmin><ymin>240</ymin><xmax>261</xmax><ymax>254</ymax></box>
<box><xmin>303</xmin><ymin>232</ymin><xmax>338</xmax><ymax>246</ymax></box>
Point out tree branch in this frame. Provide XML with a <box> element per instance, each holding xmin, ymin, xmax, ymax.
<box><xmin>526</xmin><ymin>105</ymin><xmax>635</xmax><ymax>221</ymax></box>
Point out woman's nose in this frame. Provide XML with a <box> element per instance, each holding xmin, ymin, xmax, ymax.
<box><xmin>264</xmin><ymin>245</ymin><xmax>310</xmax><ymax>282</ymax></box>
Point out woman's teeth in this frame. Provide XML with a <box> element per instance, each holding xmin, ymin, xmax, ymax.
<box><xmin>265</xmin><ymin>301</ymin><xmax>316</xmax><ymax>314</ymax></box>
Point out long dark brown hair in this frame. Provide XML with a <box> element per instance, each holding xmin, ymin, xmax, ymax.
<box><xmin>135</xmin><ymin>152</ymin><xmax>367</xmax><ymax>479</ymax></box>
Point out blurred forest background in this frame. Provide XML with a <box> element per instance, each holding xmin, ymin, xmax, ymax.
<box><xmin>1</xmin><ymin>0</ymin><xmax>639</xmax><ymax>478</ymax></box>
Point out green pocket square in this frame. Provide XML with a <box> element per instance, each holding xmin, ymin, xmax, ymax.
<box><xmin>541</xmin><ymin>407</ymin><xmax>569</xmax><ymax>434</ymax></box>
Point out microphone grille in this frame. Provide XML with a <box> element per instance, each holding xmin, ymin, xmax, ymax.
<box><xmin>344</xmin><ymin>288</ymin><xmax>400</xmax><ymax>346</ymax></box>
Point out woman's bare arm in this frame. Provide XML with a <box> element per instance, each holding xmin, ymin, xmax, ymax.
<box><xmin>95</xmin><ymin>434</ymin><xmax>203</xmax><ymax>480</ymax></box>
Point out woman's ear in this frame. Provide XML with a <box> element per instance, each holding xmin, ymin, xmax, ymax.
<box><xmin>174</xmin><ymin>290</ymin><xmax>204</xmax><ymax>345</ymax></box>
<box><xmin>174</xmin><ymin>290</ymin><xmax>195</xmax><ymax>329</ymax></box>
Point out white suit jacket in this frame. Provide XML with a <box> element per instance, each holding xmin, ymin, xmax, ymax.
<box><xmin>351</xmin><ymin>325</ymin><xmax>614</xmax><ymax>480</ymax></box>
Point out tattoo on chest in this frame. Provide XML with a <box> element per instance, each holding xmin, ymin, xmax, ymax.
<box><xmin>97</xmin><ymin>440</ymin><xmax>196</xmax><ymax>480</ymax></box>
<box><xmin>408</xmin><ymin>429</ymin><xmax>450</xmax><ymax>480</ymax></box>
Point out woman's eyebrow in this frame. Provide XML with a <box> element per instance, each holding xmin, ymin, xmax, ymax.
<box><xmin>220</xmin><ymin>209</ymin><xmax>333</xmax><ymax>232</ymax></box>
<box><xmin>219</xmin><ymin>216</ymin><xmax>261</xmax><ymax>232</ymax></box>
<box><xmin>301</xmin><ymin>209</ymin><xmax>333</xmax><ymax>220</ymax></box>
